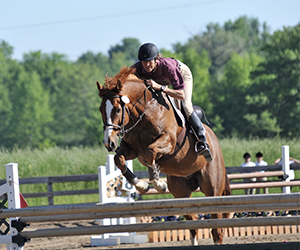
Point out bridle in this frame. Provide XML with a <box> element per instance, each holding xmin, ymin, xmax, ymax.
<box><xmin>101</xmin><ymin>85</ymin><xmax>150</xmax><ymax>139</ymax></box>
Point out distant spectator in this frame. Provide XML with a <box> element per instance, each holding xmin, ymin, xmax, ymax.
<box><xmin>241</xmin><ymin>152</ymin><xmax>256</xmax><ymax>195</ymax></box>
<box><xmin>255</xmin><ymin>152</ymin><xmax>268</xmax><ymax>194</ymax></box>
<box><xmin>275</xmin><ymin>157</ymin><xmax>300</xmax><ymax>165</ymax></box>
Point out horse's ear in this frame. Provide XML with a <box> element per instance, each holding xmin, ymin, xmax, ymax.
<box><xmin>96</xmin><ymin>81</ymin><xmax>104</xmax><ymax>94</ymax></box>
<box><xmin>116</xmin><ymin>79</ymin><xmax>122</xmax><ymax>92</ymax></box>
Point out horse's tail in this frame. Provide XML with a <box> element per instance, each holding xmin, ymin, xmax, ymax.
<box><xmin>223</xmin><ymin>174</ymin><xmax>231</xmax><ymax>196</ymax></box>
<box><xmin>222</xmin><ymin>173</ymin><xmax>232</xmax><ymax>220</ymax></box>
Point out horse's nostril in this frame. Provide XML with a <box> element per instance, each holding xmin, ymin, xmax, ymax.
<box><xmin>109</xmin><ymin>141</ymin><xmax>115</xmax><ymax>149</ymax></box>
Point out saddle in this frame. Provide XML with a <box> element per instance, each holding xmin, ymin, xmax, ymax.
<box><xmin>166</xmin><ymin>95</ymin><xmax>205</xmax><ymax>129</ymax></box>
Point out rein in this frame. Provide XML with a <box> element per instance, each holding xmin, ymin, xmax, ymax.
<box><xmin>102</xmin><ymin>85</ymin><xmax>150</xmax><ymax>139</ymax></box>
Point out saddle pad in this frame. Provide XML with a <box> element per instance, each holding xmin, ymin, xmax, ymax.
<box><xmin>165</xmin><ymin>95</ymin><xmax>185</xmax><ymax>127</ymax></box>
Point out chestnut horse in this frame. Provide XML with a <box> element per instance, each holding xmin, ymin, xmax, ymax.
<box><xmin>96</xmin><ymin>67</ymin><xmax>231</xmax><ymax>245</ymax></box>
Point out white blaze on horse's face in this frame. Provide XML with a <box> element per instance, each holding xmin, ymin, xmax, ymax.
<box><xmin>103</xmin><ymin>99</ymin><xmax>114</xmax><ymax>147</ymax></box>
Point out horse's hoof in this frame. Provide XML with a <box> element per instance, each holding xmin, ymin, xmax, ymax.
<box><xmin>135</xmin><ymin>180</ymin><xmax>150</xmax><ymax>194</ymax></box>
<box><xmin>151</xmin><ymin>179</ymin><xmax>167</xmax><ymax>193</ymax></box>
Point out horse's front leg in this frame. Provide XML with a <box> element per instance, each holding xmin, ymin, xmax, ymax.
<box><xmin>145</xmin><ymin>134</ymin><xmax>175</xmax><ymax>193</ymax></box>
<box><xmin>145</xmin><ymin>133</ymin><xmax>175</xmax><ymax>166</ymax></box>
<box><xmin>114</xmin><ymin>141</ymin><xmax>150</xmax><ymax>194</ymax></box>
<box><xmin>148</xmin><ymin>167</ymin><xmax>167</xmax><ymax>193</ymax></box>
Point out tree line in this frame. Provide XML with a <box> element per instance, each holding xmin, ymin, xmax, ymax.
<box><xmin>0</xmin><ymin>16</ymin><xmax>299</xmax><ymax>149</ymax></box>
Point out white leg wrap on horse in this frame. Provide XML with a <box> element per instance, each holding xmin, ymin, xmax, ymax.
<box><xmin>150</xmin><ymin>179</ymin><xmax>167</xmax><ymax>193</ymax></box>
<box><xmin>135</xmin><ymin>180</ymin><xmax>149</xmax><ymax>194</ymax></box>
<box><xmin>191</xmin><ymin>236</ymin><xmax>198</xmax><ymax>246</ymax></box>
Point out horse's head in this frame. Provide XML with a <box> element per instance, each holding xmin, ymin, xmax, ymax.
<box><xmin>97</xmin><ymin>80</ymin><xmax>129</xmax><ymax>152</ymax></box>
<box><xmin>96</xmin><ymin>67</ymin><xmax>141</xmax><ymax>152</ymax></box>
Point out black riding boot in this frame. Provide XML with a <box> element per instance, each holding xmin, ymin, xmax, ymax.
<box><xmin>189</xmin><ymin>110</ymin><xmax>212</xmax><ymax>162</ymax></box>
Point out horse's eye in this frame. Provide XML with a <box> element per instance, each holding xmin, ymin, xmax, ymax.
<box><xmin>116</xmin><ymin>108</ymin><xmax>121</xmax><ymax>114</ymax></box>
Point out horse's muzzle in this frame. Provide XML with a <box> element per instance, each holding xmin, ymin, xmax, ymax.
<box><xmin>104</xmin><ymin>138</ymin><xmax>118</xmax><ymax>152</ymax></box>
<box><xmin>103</xmin><ymin>127</ymin><xmax>119</xmax><ymax>152</ymax></box>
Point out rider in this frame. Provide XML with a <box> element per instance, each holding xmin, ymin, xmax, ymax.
<box><xmin>132</xmin><ymin>43</ymin><xmax>212</xmax><ymax>162</ymax></box>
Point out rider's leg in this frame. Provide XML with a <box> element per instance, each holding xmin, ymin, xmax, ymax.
<box><xmin>188</xmin><ymin>110</ymin><xmax>212</xmax><ymax>162</ymax></box>
<box><xmin>179</xmin><ymin>61</ymin><xmax>212</xmax><ymax>162</ymax></box>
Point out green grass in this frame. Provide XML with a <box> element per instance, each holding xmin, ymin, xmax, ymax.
<box><xmin>0</xmin><ymin>146</ymin><xmax>108</xmax><ymax>177</ymax></box>
<box><xmin>219</xmin><ymin>137</ymin><xmax>300</xmax><ymax>167</ymax></box>
<box><xmin>0</xmin><ymin>146</ymin><xmax>107</xmax><ymax>206</ymax></box>
<box><xmin>0</xmin><ymin>137</ymin><xmax>299</xmax><ymax>206</ymax></box>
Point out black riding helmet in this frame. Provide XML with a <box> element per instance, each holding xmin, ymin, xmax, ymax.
<box><xmin>138</xmin><ymin>43</ymin><xmax>159</xmax><ymax>61</ymax></box>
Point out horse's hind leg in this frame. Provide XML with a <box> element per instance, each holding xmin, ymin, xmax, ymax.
<box><xmin>195</xmin><ymin>170</ymin><xmax>230</xmax><ymax>245</ymax></box>
<box><xmin>167</xmin><ymin>175</ymin><xmax>199</xmax><ymax>246</ymax></box>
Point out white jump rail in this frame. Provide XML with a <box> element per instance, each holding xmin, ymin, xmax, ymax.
<box><xmin>1</xmin><ymin>192</ymin><xmax>298</xmax><ymax>217</ymax></box>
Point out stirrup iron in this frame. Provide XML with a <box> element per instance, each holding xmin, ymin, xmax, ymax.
<box><xmin>195</xmin><ymin>141</ymin><xmax>212</xmax><ymax>162</ymax></box>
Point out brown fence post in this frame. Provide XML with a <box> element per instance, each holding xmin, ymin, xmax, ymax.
<box><xmin>47</xmin><ymin>178</ymin><xmax>53</xmax><ymax>205</ymax></box>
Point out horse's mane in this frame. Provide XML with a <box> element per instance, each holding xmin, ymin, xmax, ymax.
<box><xmin>104</xmin><ymin>66</ymin><xmax>141</xmax><ymax>90</ymax></box>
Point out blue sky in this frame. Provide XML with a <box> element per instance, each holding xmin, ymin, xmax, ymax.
<box><xmin>1</xmin><ymin>0</ymin><xmax>299</xmax><ymax>61</ymax></box>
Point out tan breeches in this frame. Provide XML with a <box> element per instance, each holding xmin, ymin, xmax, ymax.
<box><xmin>179</xmin><ymin>61</ymin><xmax>194</xmax><ymax>117</ymax></box>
